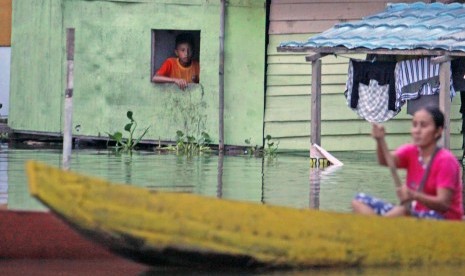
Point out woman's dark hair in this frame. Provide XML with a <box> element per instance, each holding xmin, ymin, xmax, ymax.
<box><xmin>421</xmin><ymin>105</ymin><xmax>444</xmax><ymax>129</ymax></box>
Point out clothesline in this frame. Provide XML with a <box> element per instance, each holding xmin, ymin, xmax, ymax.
<box><xmin>345</xmin><ymin>56</ymin><xmax>459</xmax><ymax>123</ymax></box>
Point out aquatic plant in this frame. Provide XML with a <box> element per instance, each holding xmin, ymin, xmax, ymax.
<box><xmin>0</xmin><ymin>104</ymin><xmax>8</xmax><ymax>142</ymax></box>
<box><xmin>0</xmin><ymin>133</ymin><xmax>8</xmax><ymax>142</ymax></box>
<box><xmin>244</xmin><ymin>138</ymin><xmax>259</xmax><ymax>155</ymax></box>
<box><xmin>263</xmin><ymin>135</ymin><xmax>279</xmax><ymax>157</ymax></box>
<box><xmin>107</xmin><ymin>111</ymin><xmax>150</xmax><ymax>152</ymax></box>
<box><xmin>244</xmin><ymin>135</ymin><xmax>279</xmax><ymax>157</ymax></box>
<box><xmin>165</xmin><ymin>130</ymin><xmax>211</xmax><ymax>155</ymax></box>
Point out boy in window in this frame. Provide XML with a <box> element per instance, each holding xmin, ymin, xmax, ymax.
<box><xmin>152</xmin><ymin>33</ymin><xmax>200</xmax><ymax>90</ymax></box>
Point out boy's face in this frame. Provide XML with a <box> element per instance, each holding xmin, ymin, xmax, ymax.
<box><xmin>175</xmin><ymin>42</ymin><xmax>193</xmax><ymax>66</ymax></box>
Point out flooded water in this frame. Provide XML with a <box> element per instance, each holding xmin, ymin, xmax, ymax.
<box><xmin>1</xmin><ymin>145</ymin><xmax>465</xmax><ymax>275</ymax></box>
<box><xmin>2</xmin><ymin>146</ymin><xmax>400</xmax><ymax>212</ymax></box>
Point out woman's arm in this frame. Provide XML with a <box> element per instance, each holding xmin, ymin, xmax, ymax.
<box><xmin>372</xmin><ymin>123</ymin><xmax>398</xmax><ymax>167</ymax></box>
<box><xmin>408</xmin><ymin>188</ymin><xmax>453</xmax><ymax>212</ymax></box>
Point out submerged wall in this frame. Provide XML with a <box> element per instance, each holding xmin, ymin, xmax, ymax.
<box><xmin>10</xmin><ymin>0</ymin><xmax>265</xmax><ymax>147</ymax></box>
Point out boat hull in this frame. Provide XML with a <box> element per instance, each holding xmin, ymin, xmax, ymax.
<box><xmin>26</xmin><ymin>161</ymin><xmax>465</xmax><ymax>269</ymax></box>
<box><xmin>0</xmin><ymin>210</ymin><xmax>116</xmax><ymax>259</ymax></box>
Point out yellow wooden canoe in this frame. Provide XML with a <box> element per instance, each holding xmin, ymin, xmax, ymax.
<box><xmin>26</xmin><ymin>160</ymin><xmax>465</xmax><ymax>269</ymax></box>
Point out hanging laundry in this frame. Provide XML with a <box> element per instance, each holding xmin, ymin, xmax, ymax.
<box><xmin>346</xmin><ymin>59</ymin><xmax>397</xmax><ymax>111</ymax></box>
<box><xmin>395</xmin><ymin>57</ymin><xmax>455</xmax><ymax>110</ymax></box>
<box><xmin>452</xmin><ymin>58</ymin><xmax>465</xmax><ymax>91</ymax></box>
<box><xmin>352</xmin><ymin>79</ymin><xmax>398</xmax><ymax>123</ymax></box>
<box><xmin>406</xmin><ymin>94</ymin><xmax>439</xmax><ymax>116</ymax></box>
<box><xmin>451</xmin><ymin>58</ymin><xmax>465</xmax><ymax>145</ymax></box>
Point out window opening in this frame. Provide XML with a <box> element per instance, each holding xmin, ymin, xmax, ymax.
<box><xmin>151</xmin><ymin>30</ymin><xmax>201</xmax><ymax>87</ymax></box>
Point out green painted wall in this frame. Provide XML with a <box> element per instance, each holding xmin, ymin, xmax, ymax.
<box><xmin>266</xmin><ymin>33</ymin><xmax>464</xmax><ymax>153</ymax></box>
<box><xmin>224</xmin><ymin>2</ymin><xmax>265</xmax><ymax>146</ymax></box>
<box><xmin>10</xmin><ymin>0</ymin><xmax>265</xmax><ymax>147</ymax></box>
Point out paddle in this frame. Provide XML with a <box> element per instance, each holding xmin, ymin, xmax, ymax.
<box><xmin>373</xmin><ymin>123</ymin><xmax>410</xmax><ymax>210</ymax></box>
<box><xmin>377</xmin><ymin>134</ymin><xmax>402</xmax><ymax>188</ymax></box>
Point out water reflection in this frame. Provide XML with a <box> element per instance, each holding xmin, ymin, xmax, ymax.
<box><xmin>217</xmin><ymin>152</ymin><xmax>224</xmax><ymax>198</ymax></box>
<box><xmin>309</xmin><ymin>168</ymin><xmax>321</xmax><ymax>209</ymax></box>
<box><xmin>3</xmin><ymin>259</ymin><xmax>465</xmax><ymax>276</ymax></box>
<box><xmin>3</xmin><ymin>147</ymin><xmax>396</xmax><ymax>212</ymax></box>
<box><xmin>140</xmin><ymin>263</ymin><xmax>465</xmax><ymax>276</ymax></box>
<box><xmin>0</xmin><ymin>144</ymin><xmax>7</xmax><ymax>210</ymax></box>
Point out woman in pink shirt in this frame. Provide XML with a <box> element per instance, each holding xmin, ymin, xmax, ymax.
<box><xmin>352</xmin><ymin>106</ymin><xmax>463</xmax><ymax>220</ymax></box>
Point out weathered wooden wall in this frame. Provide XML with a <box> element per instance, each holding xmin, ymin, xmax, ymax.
<box><xmin>10</xmin><ymin>0</ymin><xmax>265</xmax><ymax>147</ymax></box>
<box><xmin>266</xmin><ymin>0</ymin><xmax>463</xmax><ymax>153</ymax></box>
<box><xmin>10</xmin><ymin>0</ymin><xmax>63</xmax><ymax>133</ymax></box>
<box><xmin>0</xmin><ymin>0</ymin><xmax>11</xmax><ymax>46</ymax></box>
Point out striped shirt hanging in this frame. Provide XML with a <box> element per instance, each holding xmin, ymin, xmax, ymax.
<box><xmin>395</xmin><ymin>57</ymin><xmax>456</xmax><ymax>110</ymax></box>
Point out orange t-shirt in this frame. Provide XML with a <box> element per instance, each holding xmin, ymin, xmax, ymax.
<box><xmin>156</xmin><ymin>57</ymin><xmax>200</xmax><ymax>83</ymax></box>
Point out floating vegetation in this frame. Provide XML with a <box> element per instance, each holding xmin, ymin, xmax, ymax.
<box><xmin>245</xmin><ymin>135</ymin><xmax>279</xmax><ymax>157</ymax></box>
<box><xmin>162</xmin><ymin>130</ymin><xmax>212</xmax><ymax>155</ymax></box>
<box><xmin>107</xmin><ymin>111</ymin><xmax>150</xmax><ymax>153</ymax></box>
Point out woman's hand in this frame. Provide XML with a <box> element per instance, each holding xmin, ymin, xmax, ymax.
<box><xmin>371</xmin><ymin>123</ymin><xmax>386</xmax><ymax>140</ymax></box>
<box><xmin>396</xmin><ymin>184</ymin><xmax>413</xmax><ymax>204</ymax></box>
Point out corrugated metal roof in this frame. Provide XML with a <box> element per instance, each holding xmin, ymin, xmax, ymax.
<box><xmin>279</xmin><ymin>2</ymin><xmax>465</xmax><ymax>53</ymax></box>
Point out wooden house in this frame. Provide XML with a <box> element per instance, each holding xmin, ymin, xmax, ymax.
<box><xmin>8</xmin><ymin>0</ymin><xmax>464</xmax><ymax>153</ymax></box>
<box><xmin>9</xmin><ymin>0</ymin><xmax>266</xmax><ymax>149</ymax></box>
<box><xmin>272</xmin><ymin>0</ymin><xmax>464</xmax><ymax>153</ymax></box>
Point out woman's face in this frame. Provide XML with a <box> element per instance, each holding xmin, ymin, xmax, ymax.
<box><xmin>411</xmin><ymin>109</ymin><xmax>442</xmax><ymax>148</ymax></box>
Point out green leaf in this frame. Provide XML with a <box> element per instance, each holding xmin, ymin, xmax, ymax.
<box><xmin>127</xmin><ymin>111</ymin><xmax>134</xmax><ymax>121</ymax></box>
<box><xmin>108</xmin><ymin>132</ymin><xmax>123</xmax><ymax>143</ymax></box>
<box><xmin>200</xmin><ymin>132</ymin><xmax>212</xmax><ymax>145</ymax></box>
<box><xmin>187</xmin><ymin>135</ymin><xmax>195</xmax><ymax>143</ymax></box>
<box><xmin>124</xmin><ymin>123</ymin><xmax>133</xmax><ymax>132</ymax></box>
<box><xmin>133</xmin><ymin>126</ymin><xmax>150</xmax><ymax>147</ymax></box>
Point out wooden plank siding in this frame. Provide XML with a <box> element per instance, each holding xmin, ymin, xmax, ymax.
<box><xmin>0</xmin><ymin>0</ymin><xmax>12</xmax><ymax>46</ymax></box>
<box><xmin>264</xmin><ymin>0</ymin><xmax>465</xmax><ymax>153</ymax></box>
<box><xmin>269</xmin><ymin>0</ymin><xmax>410</xmax><ymax>34</ymax></box>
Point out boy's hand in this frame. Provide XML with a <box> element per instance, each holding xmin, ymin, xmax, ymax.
<box><xmin>174</xmin><ymin>79</ymin><xmax>188</xmax><ymax>90</ymax></box>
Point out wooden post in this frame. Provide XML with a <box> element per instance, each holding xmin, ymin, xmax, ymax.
<box><xmin>218</xmin><ymin>0</ymin><xmax>225</xmax><ymax>152</ymax></box>
<box><xmin>310</xmin><ymin>59</ymin><xmax>322</xmax><ymax>152</ymax></box>
<box><xmin>439</xmin><ymin>61</ymin><xmax>451</xmax><ymax>149</ymax></box>
<box><xmin>309</xmin><ymin>168</ymin><xmax>321</xmax><ymax>209</ymax></box>
<box><xmin>216</xmin><ymin>152</ymin><xmax>224</xmax><ymax>198</ymax></box>
<box><xmin>63</xmin><ymin>28</ymin><xmax>75</xmax><ymax>170</ymax></box>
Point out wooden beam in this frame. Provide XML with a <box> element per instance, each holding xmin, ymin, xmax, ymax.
<box><xmin>439</xmin><ymin>61</ymin><xmax>451</xmax><ymax>149</ymax></box>
<box><xmin>431</xmin><ymin>55</ymin><xmax>454</xmax><ymax>64</ymax></box>
<box><xmin>218</xmin><ymin>0</ymin><xmax>225</xmax><ymax>152</ymax></box>
<box><xmin>311</xmin><ymin>59</ymin><xmax>322</xmax><ymax>149</ymax></box>
<box><xmin>63</xmin><ymin>28</ymin><xmax>75</xmax><ymax>170</ymax></box>
<box><xmin>278</xmin><ymin>46</ymin><xmax>313</xmax><ymax>53</ymax></box>
<box><xmin>306</xmin><ymin>53</ymin><xmax>328</xmax><ymax>62</ymax></box>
